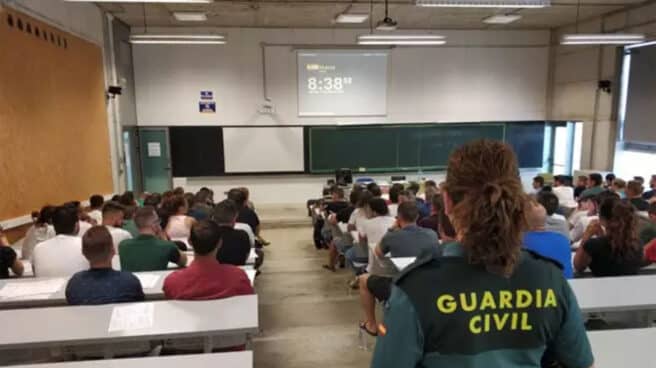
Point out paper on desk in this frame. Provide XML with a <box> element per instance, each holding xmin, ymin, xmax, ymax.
<box><xmin>134</xmin><ymin>273</ymin><xmax>161</xmax><ymax>289</ymax></box>
<box><xmin>108</xmin><ymin>303</ymin><xmax>155</xmax><ymax>332</ymax></box>
<box><xmin>0</xmin><ymin>278</ymin><xmax>65</xmax><ymax>299</ymax></box>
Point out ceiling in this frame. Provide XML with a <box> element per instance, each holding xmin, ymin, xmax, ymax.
<box><xmin>97</xmin><ymin>0</ymin><xmax>647</xmax><ymax>30</ymax></box>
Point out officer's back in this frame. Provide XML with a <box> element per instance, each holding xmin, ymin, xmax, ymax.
<box><xmin>371</xmin><ymin>140</ymin><xmax>594</xmax><ymax>368</ymax></box>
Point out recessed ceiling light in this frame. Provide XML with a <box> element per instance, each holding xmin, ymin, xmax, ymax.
<box><xmin>483</xmin><ymin>14</ymin><xmax>522</xmax><ymax>24</ymax></box>
<box><xmin>335</xmin><ymin>13</ymin><xmax>370</xmax><ymax>23</ymax></box>
<box><xmin>173</xmin><ymin>12</ymin><xmax>208</xmax><ymax>21</ymax></box>
<box><xmin>357</xmin><ymin>34</ymin><xmax>446</xmax><ymax>45</ymax></box>
<box><xmin>417</xmin><ymin>0</ymin><xmax>549</xmax><ymax>8</ymax></box>
<box><xmin>560</xmin><ymin>34</ymin><xmax>646</xmax><ymax>45</ymax></box>
<box><xmin>129</xmin><ymin>34</ymin><xmax>226</xmax><ymax>45</ymax></box>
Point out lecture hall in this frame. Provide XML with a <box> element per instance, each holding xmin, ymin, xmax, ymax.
<box><xmin>1</xmin><ymin>0</ymin><xmax>655</xmax><ymax>367</ymax></box>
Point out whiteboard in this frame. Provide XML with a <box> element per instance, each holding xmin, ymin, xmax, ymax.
<box><xmin>223</xmin><ymin>127</ymin><xmax>305</xmax><ymax>173</ymax></box>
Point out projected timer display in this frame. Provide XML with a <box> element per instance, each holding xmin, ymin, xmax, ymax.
<box><xmin>298</xmin><ymin>50</ymin><xmax>388</xmax><ymax>116</ymax></box>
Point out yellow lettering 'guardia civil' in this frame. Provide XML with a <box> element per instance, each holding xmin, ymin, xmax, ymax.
<box><xmin>436</xmin><ymin>294</ymin><xmax>457</xmax><ymax>314</ymax></box>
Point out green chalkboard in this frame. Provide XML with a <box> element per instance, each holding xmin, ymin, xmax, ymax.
<box><xmin>307</xmin><ymin>123</ymin><xmax>505</xmax><ymax>173</ymax></box>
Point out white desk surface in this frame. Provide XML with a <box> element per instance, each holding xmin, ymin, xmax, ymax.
<box><xmin>0</xmin><ymin>295</ymin><xmax>259</xmax><ymax>350</ymax></box>
<box><xmin>0</xmin><ymin>267</ymin><xmax>255</xmax><ymax>310</ymax></box>
<box><xmin>9</xmin><ymin>352</ymin><xmax>253</xmax><ymax>368</ymax></box>
<box><xmin>569</xmin><ymin>274</ymin><xmax>656</xmax><ymax>313</ymax></box>
<box><xmin>588</xmin><ymin>328</ymin><xmax>656</xmax><ymax>367</ymax></box>
<box><xmin>391</xmin><ymin>257</ymin><xmax>416</xmax><ymax>271</ymax></box>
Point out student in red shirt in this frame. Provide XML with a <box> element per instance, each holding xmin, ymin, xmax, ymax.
<box><xmin>163</xmin><ymin>220</ymin><xmax>253</xmax><ymax>300</ymax></box>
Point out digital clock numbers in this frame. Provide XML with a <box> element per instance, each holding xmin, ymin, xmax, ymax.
<box><xmin>307</xmin><ymin>77</ymin><xmax>353</xmax><ymax>92</ymax></box>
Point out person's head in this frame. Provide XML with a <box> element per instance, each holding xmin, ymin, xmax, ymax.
<box><xmin>134</xmin><ymin>206</ymin><xmax>161</xmax><ymax>235</ymax></box>
<box><xmin>111</xmin><ymin>194</ymin><xmax>121</xmax><ymax>202</ymax></box>
<box><xmin>101</xmin><ymin>201</ymin><xmax>125</xmax><ymax>227</ymax></box>
<box><xmin>194</xmin><ymin>190</ymin><xmax>212</xmax><ymax>207</ymax></box>
<box><xmin>526</xmin><ymin>200</ymin><xmax>547</xmax><ymax>232</ymax></box>
<box><xmin>189</xmin><ymin>220</ymin><xmax>222</xmax><ymax>256</ymax></box>
<box><xmin>397</xmin><ymin>201</ymin><xmax>419</xmax><ymax>227</ymax></box>
<box><xmin>634</xmin><ymin>176</ymin><xmax>645</xmax><ymax>185</ymax></box>
<box><xmin>398</xmin><ymin>190</ymin><xmax>414</xmax><ymax>204</ymax></box>
<box><xmin>611</xmin><ymin>178</ymin><xmax>626</xmax><ymax>194</ymax></box>
<box><xmin>605</xmin><ymin>173</ymin><xmax>616</xmax><ymax>187</ymax></box>
<box><xmin>165</xmin><ymin>195</ymin><xmax>188</xmax><ymax>215</ymax></box>
<box><xmin>36</xmin><ymin>205</ymin><xmax>56</xmax><ymax>226</ymax></box>
<box><xmin>64</xmin><ymin>201</ymin><xmax>82</xmax><ymax>213</ymax></box>
<box><xmin>365</xmin><ymin>197</ymin><xmax>389</xmax><ymax>218</ymax></box>
<box><xmin>425</xmin><ymin>180</ymin><xmax>437</xmax><ymax>190</ymax></box>
<box><xmin>650</xmin><ymin>175</ymin><xmax>656</xmax><ymax>189</ymax></box>
<box><xmin>81</xmin><ymin>226</ymin><xmax>115</xmax><ymax>267</ymax></box>
<box><xmin>626</xmin><ymin>180</ymin><xmax>644</xmax><ymax>198</ymax></box>
<box><xmin>591</xmin><ymin>190</ymin><xmax>620</xmax><ymax>214</ymax></box>
<box><xmin>424</xmin><ymin>183</ymin><xmax>438</xmax><ymax>203</ymax></box>
<box><xmin>89</xmin><ymin>195</ymin><xmax>104</xmax><ymax>210</ymax></box>
<box><xmin>331</xmin><ymin>186</ymin><xmax>345</xmax><ymax>201</ymax></box>
<box><xmin>598</xmin><ymin>197</ymin><xmax>640</xmax><ymax>256</ymax></box>
<box><xmin>649</xmin><ymin>202</ymin><xmax>656</xmax><ymax>222</ymax></box>
<box><xmin>239</xmin><ymin>187</ymin><xmax>250</xmax><ymax>201</ymax></box>
<box><xmin>430</xmin><ymin>192</ymin><xmax>443</xmax><ymax>215</ymax></box>
<box><xmin>532</xmin><ymin>176</ymin><xmax>544</xmax><ymax>190</ymax></box>
<box><xmin>553</xmin><ymin>175</ymin><xmax>564</xmax><ymax>187</ymax></box>
<box><xmin>52</xmin><ymin>205</ymin><xmax>80</xmax><ymax>235</ymax></box>
<box><xmin>348</xmin><ymin>189</ymin><xmax>360</xmax><ymax>206</ymax></box>
<box><xmin>588</xmin><ymin>173</ymin><xmax>603</xmax><ymax>188</ymax></box>
<box><xmin>366</xmin><ymin>183</ymin><xmax>382</xmax><ymax>197</ymax></box>
<box><xmin>356</xmin><ymin>190</ymin><xmax>373</xmax><ymax>209</ymax></box>
<box><xmin>184</xmin><ymin>192</ymin><xmax>195</xmax><ymax>208</ymax></box>
<box><xmin>119</xmin><ymin>191</ymin><xmax>136</xmax><ymax>207</ymax></box>
<box><xmin>227</xmin><ymin>188</ymin><xmax>247</xmax><ymax>208</ymax></box>
<box><xmin>199</xmin><ymin>187</ymin><xmax>214</xmax><ymax>203</ymax></box>
<box><xmin>212</xmin><ymin>199</ymin><xmax>239</xmax><ymax>226</ymax></box>
<box><xmin>389</xmin><ymin>183</ymin><xmax>404</xmax><ymax>204</ymax></box>
<box><xmin>537</xmin><ymin>191</ymin><xmax>559</xmax><ymax>216</ymax></box>
<box><xmin>443</xmin><ymin>140</ymin><xmax>528</xmax><ymax>276</ymax></box>
<box><xmin>407</xmin><ymin>182</ymin><xmax>420</xmax><ymax>195</ymax></box>
<box><xmin>173</xmin><ymin>187</ymin><xmax>185</xmax><ymax>196</ymax></box>
<box><xmin>144</xmin><ymin>193</ymin><xmax>162</xmax><ymax>208</ymax></box>
<box><xmin>576</xmin><ymin>175</ymin><xmax>588</xmax><ymax>187</ymax></box>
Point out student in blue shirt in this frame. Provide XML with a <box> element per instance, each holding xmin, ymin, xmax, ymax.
<box><xmin>523</xmin><ymin>200</ymin><xmax>573</xmax><ymax>278</ymax></box>
<box><xmin>66</xmin><ymin>226</ymin><xmax>144</xmax><ymax>305</ymax></box>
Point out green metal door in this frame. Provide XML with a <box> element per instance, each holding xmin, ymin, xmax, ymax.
<box><xmin>139</xmin><ymin>128</ymin><xmax>172</xmax><ymax>193</ymax></box>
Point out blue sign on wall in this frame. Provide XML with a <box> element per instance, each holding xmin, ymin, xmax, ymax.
<box><xmin>200</xmin><ymin>91</ymin><xmax>213</xmax><ymax>100</ymax></box>
<box><xmin>199</xmin><ymin>101</ymin><xmax>216</xmax><ymax>113</ymax></box>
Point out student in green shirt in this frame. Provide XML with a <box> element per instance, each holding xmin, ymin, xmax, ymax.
<box><xmin>371</xmin><ymin>140</ymin><xmax>594</xmax><ymax>368</ymax></box>
<box><xmin>580</xmin><ymin>173</ymin><xmax>605</xmax><ymax>198</ymax></box>
<box><xmin>639</xmin><ymin>202</ymin><xmax>656</xmax><ymax>246</ymax></box>
<box><xmin>119</xmin><ymin>206</ymin><xmax>187</xmax><ymax>272</ymax></box>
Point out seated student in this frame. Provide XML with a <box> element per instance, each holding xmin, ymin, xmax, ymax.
<box><xmin>570</xmin><ymin>194</ymin><xmax>600</xmax><ymax>244</ymax></box>
<box><xmin>164</xmin><ymin>195</ymin><xmax>197</xmax><ymax>245</ymax></box>
<box><xmin>21</xmin><ymin>205</ymin><xmax>55</xmax><ymax>260</ymax></box>
<box><xmin>626</xmin><ymin>180</ymin><xmax>649</xmax><ymax>211</ymax></box>
<box><xmin>580</xmin><ymin>172</ymin><xmax>604</xmax><ymax>198</ymax></box>
<box><xmin>420</xmin><ymin>180</ymin><xmax>438</xmax><ymax>216</ymax></box>
<box><xmin>228</xmin><ymin>188</ymin><xmax>261</xmax><ymax>239</ymax></box>
<box><xmin>66</xmin><ymin>226</ymin><xmax>144</xmax><ymax>305</ymax></box>
<box><xmin>189</xmin><ymin>190</ymin><xmax>213</xmax><ymax>221</ymax></box>
<box><xmin>0</xmin><ymin>226</ymin><xmax>24</xmax><ymax>278</ymax></box>
<box><xmin>64</xmin><ymin>201</ymin><xmax>93</xmax><ymax>237</ymax></box>
<box><xmin>574</xmin><ymin>197</ymin><xmax>643</xmax><ymax>276</ymax></box>
<box><xmin>360</xmin><ymin>197</ymin><xmax>396</xmax><ymax>259</ymax></box>
<box><xmin>366</xmin><ymin>183</ymin><xmax>383</xmax><ymax>198</ymax></box>
<box><xmin>313</xmin><ymin>186</ymin><xmax>349</xmax><ymax>250</ymax></box>
<box><xmin>634</xmin><ymin>176</ymin><xmax>645</xmax><ymax>186</ymax></box>
<box><xmin>102</xmin><ymin>201</ymin><xmax>133</xmax><ymax>251</ymax></box>
<box><xmin>33</xmin><ymin>206</ymin><xmax>88</xmax><ymax>277</ymax></box>
<box><xmin>343</xmin><ymin>191</ymin><xmax>374</xmax><ymax>272</ymax></box>
<box><xmin>639</xmin><ymin>203</ymin><xmax>656</xmax><ymax>246</ymax></box>
<box><xmin>122</xmin><ymin>205</ymin><xmax>139</xmax><ymax>238</ymax></box>
<box><xmin>358</xmin><ymin>201</ymin><xmax>439</xmax><ymax>336</ymax></box>
<box><xmin>552</xmin><ymin>175</ymin><xmax>577</xmax><ymax>209</ymax></box>
<box><xmin>87</xmin><ymin>195</ymin><xmax>104</xmax><ymax>225</ymax></box>
<box><xmin>643</xmin><ymin>175</ymin><xmax>656</xmax><ymax>200</ymax></box>
<box><xmin>417</xmin><ymin>193</ymin><xmax>442</xmax><ymax>235</ymax></box>
<box><xmin>238</xmin><ymin>187</ymin><xmax>270</xmax><ymax>246</ymax></box>
<box><xmin>211</xmin><ymin>200</ymin><xmax>252</xmax><ymax>266</ymax></box>
<box><xmin>407</xmin><ymin>182</ymin><xmax>429</xmax><ymax>219</ymax></box>
<box><xmin>387</xmin><ymin>183</ymin><xmax>404</xmax><ymax>218</ymax></box>
<box><xmin>163</xmin><ymin>220</ymin><xmax>253</xmax><ymax>300</ymax></box>
<box><xmin>324</xmin><ymin>189</ymin><xmax>359</xmax><ymax>271</ymax></box>
<box><xmin>119</xmin><ymin>191</ymin><xmax>138</xmax><ymax>207</ymax></box>
<box><xmin>144</xmin><ymin>193</ymin><xmax>162</xmax><ymax>208</ymax></box>
<box><xmin>119</xmin><ymin>206</ymin><xmax>187</xmax><ymax>272</ymax></box>
<box><xmin>397</xmin><ymin>189</ymin><xmax>415</xmax><ymax>204</ymax></box>
<box><xmin>538</xmin><ymin>191</ymin><xmax>570</xmax><ymax>240</ymax></box>
<box><xmin>604</xmin><ymin>173</ymin><xmax>616</xmax><ymax>189</ymax></box>
<box><xmin>611</xmin><ymin>178</ymin><xmax>627</xmax><ymax>199</ymax></box>
<box><xmin>573</xmin><ymin>175</ymin><xmax>588</xmax><ymax>200</ymax></box>
<box><xmin>523</xmin><ymin>200</ymin><xmax>573</xmax><ymax>278</ymax></box>
<box><xmin>532</xmin><ymin>175</ymin><xmax>545</xmax><ymax>194</ymax></box>
<box><xmin>371</xmin><ymin>140</ymin><xmax>593</xmax><ymax>368</ymax></box>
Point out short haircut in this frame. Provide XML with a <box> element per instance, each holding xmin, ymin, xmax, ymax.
<box><xmin>613</xmin><ymin>178</ymin><xmax>626</xmax><ymax>189</ymax></box>
<box><xmin>144</xmin><ymin>193</ymin><xmax>162</xmax><ymax>207</ymax></box>
<box><xmin>119</xmin><ymin>191</ymin><xmax>135</xmax><ymax>206</ymax></box>
<box><xmin>367</xmin><ymin>198</ymin><xmax>389</xmax><ymax>216</ymax></box>
<box><xmin>649</xmin><ymin>202</ymin><xmax>656</xmax><ymax>216</ymax></box>
<box><xmin>533</xmin><ymin>176</ymin><xmax>544</xmax><ymax>186</ymax></box>
<box><xmin>634</xmin><ymin>176</ymin><xmax>645</xmax><ymax>184</ymax></box>
<box><xmin>189</xmin><ymin>220</ymin><xmax>222</xmax><ymax>255</ymax></box>
<box><xmin>89</xmin><ymin>195</ymin><xmax>104</xmax><ymax>209</ymax></box>
<box><xmin>37</xmin><ymin>205</ymin><xmax>56</xmax><ymax>225</ymax></box>
<box><xmin>627</xmin><ymin>180</ymin><xmax>644</xmax><ymax>196</ymax></box>
<box><xmin>366</xmin><ymin>183</ymin><xmax>382</xmax><ymax>197</ymax></box>
<box><xmin>397</xmin><ymin>201</ymin><xmax>419</xmax><ymax>223</ymax></box>
<box><xmin>111</xmin><ymin>194</ymin><xmax>121</xmax><ymax>202</ymax></box>
<box><xmin>537</xmin><ymin>191</ymin><xmax>559</xmax><ymax>216</ymax></box>
<box><xmin>82</xmin><ymin>226</ymin><xmax>114</xmax><ymax>264</ymax></box>
<box><xmin>173</xmin><ymin>187</ymin><xmax>185</xmax><ymax>196</ymax></box>
<box><xmin>605</xmin><ymin>173</ymin><xmax>616</xmax><ymax>182</ymax></box>
<box><xmin>408</xmin><ymin>182</ymin><xmax>420</xmax><ymax>195</ymax></box>
<box><xmin>102</xmin><ymin>201</ymin><xmax>125</xmax><ymax>217</ymax></box>
<box><xmin>227</xmin><ymin>188</ymin><xmax>247</xmax><ymax>207</ymax></box>
<box><xmin>553</xmin><ymin>175</ymin><xmax>564</xmax><ymax>185</ymax></box>
<box><xmin>331</xmin><ymin>186</ymin><xmax>345</xmax><ymax>199</ymax></box>
<box><xmin>52</xmin><ymin>206</ymin><xmax>79</xmax><ymax>235</ymax></box>
<box><xmin>425</xmin><ymin>180</ymin><xmax>437</xmax><ymax>188</ymax></box>
<box><xmin>134</xmin><ymin>206</ymin><xmax>159</xmax><ymax>229</ymax></box>
<box><xmin>589</xmin><ymin>173</ymin><xmax>603</xmax><ymax>187</ymax></box>
<box><xmin>389</xmin><ymin>183</ymin><xmax>404</xmax><ymax>203</ymax></box>
<box><xmin>212</xmin><ymin>199</ymin><xmax>239</xmax><ymax>224</ymax></box>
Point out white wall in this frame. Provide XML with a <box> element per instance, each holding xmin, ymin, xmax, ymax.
<box><xmin>133</xmin><ymin>28</ymin><xmax>550</xmax><ymax>126</ymax></box>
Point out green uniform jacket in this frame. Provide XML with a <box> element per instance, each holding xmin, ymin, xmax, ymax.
<box><xmin>371</xmin><ymin>245</ymin><xmax>594</xmax><ymax>368</ymax></box>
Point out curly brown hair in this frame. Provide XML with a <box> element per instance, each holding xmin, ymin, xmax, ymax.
<box><xmin>599</xmin><ymin>198</ymin><xmax>641</xmax><ymax>258</ymax></box>
<box><xmin>445</xmin><ymin>140</ymin><xmax>529</xmax><ymax>277</ymax></box>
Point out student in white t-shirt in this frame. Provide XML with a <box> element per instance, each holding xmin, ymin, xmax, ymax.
<box><xmin>33</xmin><ymin>206</ymin><xmax>88</xmax><ymax>277</ymax></box>
<box><xmin>387</xmin><ymin>184</ymin><xmax>404</xmax><ymax>219</ymax></box>
<box><xmin>359</xmin><ymin>198</ymin><xmax>396</xmax><ymax>272</ymax></box>
<box><xmin>87</xmin><ymin>194</ymin><xmax>105</xmax><ymax>225</ymax></box>
<box><xmin>21</xmin><ymin>205</ymin><xmax>56</xmax><ymax>260</ymax></box>
<box><xmin>552</xmin><ymin>175</ymin><xmax>577</xmax><ymax>209</ymax></box>
<box><xmin>101</xmin><ymin>202</ymin><xmax>132</xmax><ymax>268</ymax></box>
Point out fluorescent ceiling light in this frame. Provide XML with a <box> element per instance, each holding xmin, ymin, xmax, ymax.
<box><xmin>173</xmin><ymin>12</ymin><xmax>208</xmax><ymax>21</ymax></box>
<box><xmin>560</xmin><ymin>34</ymin><xmax>646</xmax><ymax>45</ymax></box>
<box><xmin>129</xmin><ymin>34</ymin><xmax>226</xmax><ymax>45</ymax></box>
<box><xmin>416</xmin><ymin>0</ymin><xmax>549</xmax><ymax>8</ymax></box>
<box><xmin>357</xmin><ymin>34</ymin><xmax>446</xmax><ymax>45</ymax></box>
<box><xmin>626</xmin><ymin>40</ymin><xmax>656</xmax><ymax>49</ymax></box>
<box><xmin>65</xmin><ymin>0</ymin><xmax>210</xmax><ymax>3</ymax></box>
<box><xmin>335</xmin><ymin>13</ymin><xmax>369</xmax><ymax>23</ymax></box>
<box><xmin>483</xmin><ymin>14</ymin><xmax>522</xmax><ymax>24</ymax></box>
